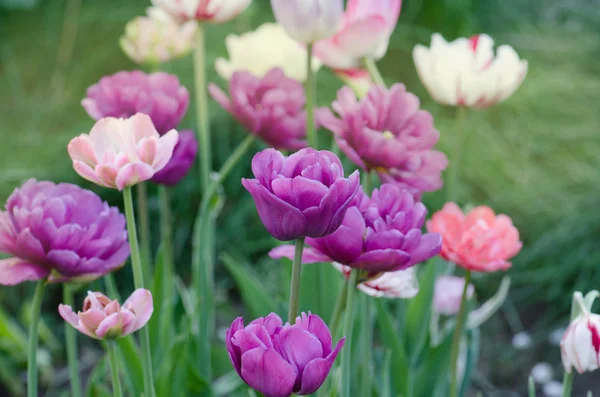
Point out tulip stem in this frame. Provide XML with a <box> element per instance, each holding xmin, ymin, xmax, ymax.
<box><xmin>136</xmin><ymin>182</ymin><xmax>152</xmax><ymax>283</ymax></box>
<box><xmin>360</xmin><ymin>295</ymin><xmax>373</xmax><ymax>397</ymax></box>
<box><xmin>448</xmin><ymin>269</ymin><xmax>472</xmax><ymax>397</ymax></box>
<box><xmin>288</xmin><ymin>238</ymin><xmax>306</xmax><ymax>324</ymax></box>
<box><xmin>63</xmin><ymin>284</ymin><xmax>82</xmax><ymax>397</ymax></box>
<box><xmin>107</xmin><ymin>342</ymin><xmax>123</xmax><ymax>397</ymax></box>
<box><xmin>158</xmin><ymin>185</ymin><xmax>174</xmax><ymax>348</ymax></box>
<box><xmin>341</xmin><ymin>270</ymin><xmax>359</xmax><ymax>397</ymax></box>
<box><xmin>364</xmin><ymin>57</ymin><xmax>386</xmax><ymax>88</ymax></box>
<box><xmin>561</xmin><ymin>371</ymin><xmax>573</xmax><ymax>397</ymax></box>
<box><xmin>122</xmin><ymin>187</ymin><xmax>155</xmax><ymax>397</ymax></box>
<box><xmin>194</xmin><ymin>23</ymin><xmax>211</xmax><ymax>193</ymax></box>
<box><xmin>305</xmin><ymin>43</ymin><xmax>317</xmax><ymax>148</ymax></box>
<box><xmin>329</xmin><ymin>280</ymin><xmax>349</xmax><ymax>339</ymax></box>
<box><xmin>446</xmin><ymin>106</ymin><xmax>467</xmax><ymax>202</ymax></box>
<box><xmin>27</xmin><ymin>280</ymin><xmax>46</xmax><ymax>397</ymax></box>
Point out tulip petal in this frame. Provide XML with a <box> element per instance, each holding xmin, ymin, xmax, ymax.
<box><xmin>0</xmin><ymin>258</ymin><xmax>49</xmax><ymax>285</ymax></box>
<box><xmin>276</xmin><ymin>327</ymin><xmax>323</xmax><ymax>379</ymax></box>
<box><xmin>122</xmin><ymin>288</ymin><xmax>154</xmax><ymax>332</ymax></box>
<box><xmin>294</xmin><ymin>313</ymin><xmax>333</xmax><ymax>356</ymax></box>
<box><xmin>226</xmin><ymin>317</ymin><xmax>245</xmax><ymax>377</ymax></box>
<box><xmin>115</xmin><ymin>162</ymin><xmax>155</xmax><ymax>190</ymax></box>
<box><xmin>296</xmin><ymin>338</ymin><xmax>345</xmax><ymax>395</ymax></box>
<box><xmin>240</xmin><ymin>348</ymin><xmax>297</xmax><ymax>397</ymax></box>
<box><xmin>352</xmin><ymin>249</ymin><xmax>411</xmax><ymax>272</ymax></box>
<box><xmin>269</xmin><ymin>245</ymin><xmax>332</xmax><ymax>264</ymax></box>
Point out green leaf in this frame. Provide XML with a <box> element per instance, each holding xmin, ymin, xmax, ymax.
<box><xmin>115</xmin><ymin>336</ymin><xmax>144</xmax><ymax>396</ymax></box>
<box><xmin>459</xmin><ymin>327</ymin><xmax>481</xmax><ymax>396</ymax></box>
<box><xmin>213</xmin><ymin>370</ymin><xmax>245</xmax><ymax>397</ymax></box>
<box><xmin>375</xmin><ymin>299</ymin><xmax>409</xmax><ymax>396</ymax></box>
<box><xmin>149</xmin><ymin>244</ymin><xmax>166</xmax><ymax>363</ymax></box>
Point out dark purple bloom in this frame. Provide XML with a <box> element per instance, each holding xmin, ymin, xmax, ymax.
<box><xmin>226</xmin><ymin>312</ymin><xmax>345</xmax><ymax>397</ymax></box>
<box><xmin>151</xmin><ymin>130</ymin><xmax>198</xmax><ymax>186</ymax></box>
<box><xmin>242</xmin><ymin>148</ymin><xmax>360</xmax><ymax>241</ymax></box>
<box><xmin>82</xmin><ymin>70</ymin><xmax>189</xmax><ymax>135</ymax></box>
<box><xmin>318</xmin><ymin>84</ymin><xmax>448</xmax><ymax>198</ymax></box>
<box><xmin>0</xmin><ymin>179</ymin><xmax>130</xmax><ymax>285</ymax></box>
<box><xmin>271</xmin><ymin>183</ymin><xmax>441</xmax><ymax>273</ymax></box>
<box><xmin>209</xmin><ymin>68</ymin><xmax>308</xmax><ymax>150</ymax></box>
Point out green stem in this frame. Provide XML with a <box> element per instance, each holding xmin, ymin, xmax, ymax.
<box><xmin>446</xmin><ymin>107</ymin><xmax>467</xmax><ymax>202</ymax></box>
<box><xmin>136</xmin><ymin>183</ymin><xmax>152</xmax><ymax>282</ymax></box>
<box><xmin>63</xmin><ymin>284</ymin><xmax>81</xmax><ymax>397</ymax></box>
<box><xmin>329</xmin><ymin>279</ymin><xmax>348</xmax><ymax>339</ymax></box>
<box><xmin>288</xmin><ymin>238</ymin><xmax>306</xmax><ymax>324</ymax></box>
<box><xmin>449</xmin><ymin>270</ymin><xmax>472</xmax><ymax>397</ymax></box>
<box><xmin>122</xmin><ymin>187</ymin><xmax>155</xmax><ymax>397</ymax></box>
<box><xmin>561</xmin><ymin>371</ymin><xmax>573</xmax><ymax>397</ymax></box>
<box><xmin>27</xmin><ymin>280</ymin><xmax>46</xmax><ymax>397</ymax></box>
<box><xmin>108</xmin><ymin>342</ymin><xmax>123</xmax><ymax>397</ymax></box>
<box><xmin>360</xmin><ymin>296</ymin><xmax>373</xmax><ymax>397</ymax></box>
<box><xmin>361</xmin><ymin>170</ymin><xmax>372</xmax><ymax>195</ymax></box>
<box><xmin>364</xmin><ymin>58</ymin><xmax>386</xmax><ymax>87</ymax></box>
<box><xmin>305</xmin><ymin>43</ymin><xmax>316</xmax><ymax>148</ymax></box>
<box><xmin>340</xmin><ymin>270</ymin><xmax>358</xmax><ymax>397</ymax></box>
<box><xmin>194</xmin><ymin>24</ymin><xmax>211</xmax><ymax>193</ymax></box>
<box><xmin>158</xmin><ymin>186</ymin><xmax>174</xmax><ymax>347</ymax></box>
<box><xmin>104</xmin><ymin>273</ymin><xmax>120</xmax><ymax>301</ymax></box>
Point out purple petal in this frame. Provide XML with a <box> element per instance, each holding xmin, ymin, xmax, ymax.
<box><xmin>275</xmin><ymin>327</ymin><xmax>323</xmax><ymax>389</ymax></box>
<box><xmin>0</xmin><ymin>258</ymin><xmax>48</xmax><ymax>285</ymax></box>
<box><xmin>240</xmin><ymin>348</ymin><xmax>297</xmax><ymax>397</ymax></box>
<box><xmin>294</xmin><ymin>313</ymin><xmax>333</xmax><ymax>356</ymax></box>
<box><xmin>296</xmin><ymin>338</ymin><xmax>345</xmax><ymax>395</ymax></box>
<box><xmin>249</xmin><ymin>312</ymin><xmax>283</xmax><ymax>335</ymax></box>
<box><xmin>226</xmin><ymin>317</ymin><xmax>245</xmax><ymax>377</ymax></box>
<box><xmin>351</xmin><ymin>249</ymin><xmax>411</xmax><ymax>272</ymax></box>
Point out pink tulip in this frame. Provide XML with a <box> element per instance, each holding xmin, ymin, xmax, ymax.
<box><xmin>427</xmin><ymin>203</ymin><xmax>522</xmax><ymax>272</ymax></box>
<box><xmin>59</xmin><ymin>289</ymin><xmax>153</xmax><ymax>340</ymax></box>
<box><xmin>314</xmin><ymin>0</ymin><xmax>401</xmax><ymax>71</ymax></box>
<box><xmin>68</xmin><ymin>113</ymin><xmax>178</xmax><ymax>190</ymax></box>
<box><xmin>433</xmin><ymin>275</ymin><xmax>474</xmax><ymax>316</ymax></box>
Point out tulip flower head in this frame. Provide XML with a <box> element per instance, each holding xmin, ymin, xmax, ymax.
<box><xmin>318</xmin><ymin>84</ymin><xmax>448</xmax><ymax>198</ymax></box>
<box><xmin>0</xmin><ymin>180</ymin><xmax>129</xmax><ymax>286</ymax></box>
<box><xmin>215</xmin><ymin>23</ymin><xmax>321</xmax><ymax>82</ymax></box>
<box><xmin>332</xmin><ymin>263</ymin><xmax>419</xmax><ymax>299</ymax></box>
<box><xmin>59</xmin><ymin>289</ymin><xmax>153</xmax><ymax>340</ymax></box>
<box><xmin>427</xmin><ymin>203</ymin><xmax>522</xmax><ymax>272</ymax></box>
<box><xmin>270</xmin><ymin>184</ymin><xmax>441</xmax><ymax>273</ymax></box>
<box><xmin>433</xmin><ymin>275</ymin><xmax>474</xmax><ymax>316</ymax></box>
<box><xmin>271</xmin><ymin>0</ymin><xmax>344</xmax><ymax>43</ymax></box>
<box><xmin>82</xmin><ymin>70</ymin><xmax>189</xmax><ymax>135</ymax></box>
<box><xmin>314</xmin><ymin>0</ymin><xmax>401</xmax><ymax>70</ymax></box>
<box><xmin>242</xmin><ymin>148</ymin><xmax>359</xmax><ymax>241</ymax></box>
<box><xmin>120</xmin><ymin>16</ymin><xmax>197</xmax><ymax>66</ymax></box>
<box><xmin>226</xmin><ymin>312</ymin><xmax>345</xmax><ymax>396</ymax></box>
<box><xmin>210</xmin><ymin>68</ymin><xmax>310</xmax><ymax>150</ymax></box>
<box><xmin>149</xmin><ymin>0</ymin><xmax>251</xmax><ymax>23</ymax></box>
<box><xmin>560</xmin><ymin>292</ymin><xmax>600</xmax><ymax>374</ymax></box>
<box><xmin>151</xmin><ymin>130</ymin><xmax>198</xmax><ymax>186</ymax></box>
<box><xmin>68</xmin><ymin>113</ymin><xmax>179</xmax><ymax>190</ymax></box>
<box><xmin>413</xmin><ymin>33</ymin><xmax>528</xmax><ymax>108</ymax></box>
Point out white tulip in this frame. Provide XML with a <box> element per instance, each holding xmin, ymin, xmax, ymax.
<box><xmin>413</xmin><ymin>33</ymin><xmax>528</xmax><ymax>108</ymax></box>
<box><xmin>560</xmin><ymin>311</ymin><xmax>600</xmax><ymax>374</ymax></box>
<box><xmin>332</xmin><ymin>263</ymin><xmax>419</xmax><ymax>299</ymax></box>
<box><xmin>150</xmin><ymin>0</ymin><xmax>251</xmax><ymax>23</ymax></box>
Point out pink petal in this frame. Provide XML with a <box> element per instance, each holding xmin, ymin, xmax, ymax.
<box><xmin>152</xmin><ymin>129</ymin><xmax>179</xmax><ymax>171</ymax></box>
<box><xmin>0</xmin><ymin>258</ymin><xmax>48</xmax><ymax>285</ymax></box>
<box><xmin>68</xmin><ymin>135</ymin><xmax>98</xmax><ymax>166</ymax></box>
<box><xmin>115</xmin><ymin>162</ymin><xmax>155</xmax><ymax>190</ymax></box>
<box><xmin>136</xmin><ymin>137</ymin><xmax>159</xmax><ymax>165</ymax></box>
<box><xmin>122</xmin><ymin>288</ymin><xmax>154</xmax><ymax>332</ymax></box>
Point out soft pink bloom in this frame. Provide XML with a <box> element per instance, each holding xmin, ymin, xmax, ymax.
<box><xmin>433</xmin><ymin>275</ymin><xmax>474</xmax><ymax>316</ymax></box>
<box><xmin>427</xmin><ymin>203</ymin><xmax>522</xmax><ymax>272</ymax></box>
<box><xmin>561</xmin><ymin>312</ymin><xmax>600</xmax><ymax>374</ymax></box>
<box><xmin>68</xmin><ymin>113</ymin><xmax>178</xmax><ymax>190</ymax></box>
<box><xmin>314</xmin><ymin>0</ymin><xmax>401</xmax><ymax>71</ymax></box>
<box><xmin>149</xmin><ymin>0</ymin><xmax>251</xmax><ymax>24</ymax></box>
<box><xmin>271</xmin><ymin>0</ymin><xmax>343</xmax><ymax>43</ymax></box>
<box><xmin>59</xmin><ymin>289</ymin><xmax>153</xmax><ymax>340</ymax></box>
<box><xmin>332</xmin><ymin>263</ymin><xmax>418</xmax><ymax>299</ymax></box>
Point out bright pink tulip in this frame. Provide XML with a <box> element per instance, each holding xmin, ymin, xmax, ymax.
<box><xmin>59</xmin><ymin>289</ymin><xmax>153</xmax><ymax>340</ymax></box>
<box><xmin>313</xmin><ymin>0</ymin><xmax>401</xmax><ymax>71</ymax></box>
<box><xmin>427</xmin><ymin>203</ymin><xmax>522</xmax><ymax>272</ymax></box>
<box><xmin>68</xmin><ymin>113</ymin><xmax>178</xmax><ymax>190</ymax></box>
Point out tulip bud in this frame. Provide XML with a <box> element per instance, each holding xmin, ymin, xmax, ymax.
<box><xmin>560</xmin><ymin>312</ymin><xmax>600</xmax><ymax>374</ymax></box>
<box><xmin>270</xmin><ymin>0</ymin><xmax>343</xmax><ymax>43</ymax></box>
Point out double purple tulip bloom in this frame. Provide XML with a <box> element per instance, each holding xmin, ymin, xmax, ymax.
<box><xmin>227</xmin><ymin>312</ymin><xmax>345</xmax><ymax>397</ymax></box>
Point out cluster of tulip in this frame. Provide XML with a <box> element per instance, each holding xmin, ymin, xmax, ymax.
<box><xmin>1</xmin><ymin>0</ymin><xmax>598</xmax><ymax>396</ymax></box>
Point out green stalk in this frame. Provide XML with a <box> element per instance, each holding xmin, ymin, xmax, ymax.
<box><xmin>305</xmin><ymin>43</ymin><xmax>316</xmax><ymax>148</ymax></box>
<box><xmin>158</xmin><ymin>186</ymin><xmax>174</xmax><ymax>348</ymax></box>
<box><xmin>122</xmin><ymin>187</ymin><xmax>155</xmax><ymax>397</ymax></box>
<box><xmin>561</xmin><ymin>372</ymin><xmax>573</xmax><ymax>397</ymax></box>
<box><xmin>360</xmin><ymin>296</ymin><xmax>373</xmax><ymax>397</ymax></box>
<box><xmin>288</xmin><ymin>238</ymin><xmax>306</xmax><ymax>324</ymax></box>
<box><xmin>136</xmin><ymin>183</ymin><xmax>152</xmax><ymax>283</ymax></box>
<box><xmin>194</xmin><ymin>24</ymin><xmax>211</xmax><ymax>193</ymax></box>
<box><xmin>340</xmin><ymin>270</ymin><xmax>359</xmax><ymax>397</ymax></box>
<box><xmin>27</xmin><ymin>280</ymin><xmax>46</xmax><ymax>397</ymax></box>
<box><xmin>63</xmin><ymin>284</ymin><xmax>81</xmax><ymax>397</ymax></box>
<box><xmin>329</xmin><ymin>281</ymin><xmax>349</xmax><ymax>339</ymax></box>
<box><xmin>364</xmin><ymin>58</ymin><xmax>386</xmax><ymax>87</ymax></box>
<box><xmin>362</xmin><ymin>170</ymin><xmax>372</xmax><ymax>195</ymax></box>
<box><xmin>446</xmin><ymin>107</ymin><xmax>467</xmax><ymax>202</ymax></box>
<box><xmin>448</xmin><ymin>270</ymin><xmax>472</xmax><ymax>397</ymax></box>
<box><xmin>108</xmin><ymin>342</ymin><xmax>123</xmax><ymax>397</ymax></box>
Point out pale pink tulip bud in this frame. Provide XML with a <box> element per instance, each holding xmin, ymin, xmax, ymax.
<box><xmin>433</xmin><ymin>275</ymin><xmax>474</xmax><ymax>316</ymax></box>
<box><xmin>59</xmin><ymin>289</ymin><xmax>153</xmax><ymax>340</ymax></box>
<box><xmin>560</xmin><ymin>312</ymin><xmax>600</xmax><ymax>374</ymax></box>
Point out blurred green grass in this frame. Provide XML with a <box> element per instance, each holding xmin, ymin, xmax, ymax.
<box><xmin>0</xmin><ymin>0</ymin><xmax>599</xmax><ymax>346</ymax></box>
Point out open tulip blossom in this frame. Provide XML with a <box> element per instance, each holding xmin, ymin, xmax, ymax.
<box><xmin>226</xmin><ymin>312</ymin><xmax>345</xmax><ymax>397</ymax></box>
<box><xmin>427</xmin><ymin>203</ymin><xmax>522</xmax><ymax>272</ymax></box>
<box><xmin>318</xmin><ymin>84</ymin><xmax>448</xmax><ymax>197</ymax></box>
<box><xmin>413</xmin><ymin>33</ymin><xmax>528</xmax><ymax>108</ymax></box>
<box><xmin>242</xmin><ymin>148</ymin><xmax>359</xmax><ymax>241</ymax></box>
<box><xmin>149</xmin><ymin>0</ymin><xmax>251</xmax><ymax>23</ymax></box>
<box><xmin>0</xmin><ymin>179</ymin><xmax>129</xmax><ymax>285</ymax></box>
<box><xmin>59</xmin><ymin>289</ymin><xmax>153</xmax><ymax>340</ymax></box>
<box><xmin>68</xmin><ymin>113</ymin><xmax>179</xmax><ymax>190</ymax></box>
<box><xmin>332</xmin><ymin>262</ymin><xmax>419</xmax><ymax>299</ymax></box>
<box><xmin>151</xmin><ymin>129</ymin><xmax>198</xmax><ymax>186</ymax></box>
<box><xmin>271</xmin><ymin>183</ymin><xmax>441</xmax><ymax>273</ymax></box>
<box><xmin>314</xmin><ymin>0</ymin><xmax>401</xmax><ymax>71</ymax></box>
<box><xmin>270</xmin><ymin>0</ymin><xmax>343</xmax><ymax>44</ymax></box>
<box><xmin>82</xmin><ymin>70</ymin><xmax>189</xmax><ymax>135</ymax></box>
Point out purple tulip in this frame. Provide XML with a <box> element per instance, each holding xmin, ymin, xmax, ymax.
<box><xmin>242</xmin><ymin>148</ymin><xmax>360</xmax><ymax>241</ymax></box>
<box><xmin>151</xmin><ymin>130</ymin><xmax>198</xmax><ymax>186</ymax></box>
<box><xmin>270</xmin><ymin>183</ymin><xmax>441</xmax><ymax>273</ymax></box>
<box><xmin>226</xmin><ymin>312</ymin><xmax>345</xmax><ymax>397</ymax></box>
<box><xmin>209</xmin><ymin>68</ymin><xmax>309</xmax><ymax>150</ymax></box>
<box><xmin>82</xmin><ymin>70</ymin><xmax>189</xmax><ymax>135</ymax></box>
<box><xmin>0</xmin><ymin>179</ymin><xmax>129</xmax><ymax>285</ymax></box>
<box><xmin>318</xmin><ymin>84</ymin><xmax>448</xmax><ymax>198</ymax></box>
